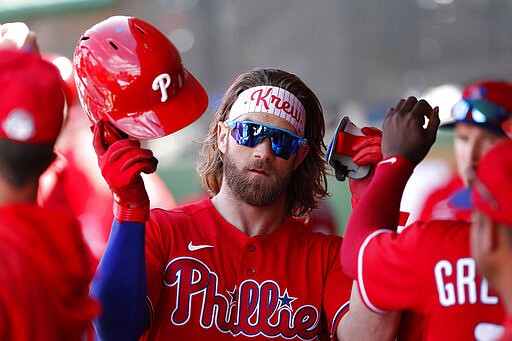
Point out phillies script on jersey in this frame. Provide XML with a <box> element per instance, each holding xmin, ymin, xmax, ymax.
<box><xmin>141</xmin><ymin>199</ymin><xmax>351</xmax><ymax>340</ymax></box>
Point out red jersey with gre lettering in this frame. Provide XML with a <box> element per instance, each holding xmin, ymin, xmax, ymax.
<box><xmin>142</xmin><ymin>198</ymin><xmax>351</xmax><ymax>340</ymax></box>
<box><xmin>357</xmin><ymin>219</ymin><xmax>504</xmax><ymax>341</ymax></box>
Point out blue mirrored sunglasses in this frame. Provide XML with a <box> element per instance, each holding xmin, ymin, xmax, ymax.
<box><xmin>451</xmin><ymin>99</ymin><xmax>509</xmax><ymax>125</ymax></box>
<box><xmin>224</xmin><ymin>120</ymin><xmax>308</xmax><ymax>160</ymax></box>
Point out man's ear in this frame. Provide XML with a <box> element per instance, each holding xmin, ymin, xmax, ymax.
<box><xmin>292</xmin><ymin>144</ymin><xmax>310</xmax><ymax>171</ymax></box>
<box><xmin>488</xmin><ymin>222</ymin><xmax>500</xmax><ymax>252</ymax></box>
<box><xmin>484</xmin><ymin>216</ymin><xmax>500</xmax><ymax>253</ymax></box>
<box><xmin>496</xmin><ymin>223</ymin><xmax>512</xmax><ymax>254</ymax></box>
<box><xmin>502</xmin><ymin>118</ymin><xmax>512</xmax><ymax>139</ymax></box>
<box><xmin>217</xmin><ymin>122</ymin><xmax>228</xmax><ymax>154</ymax></box>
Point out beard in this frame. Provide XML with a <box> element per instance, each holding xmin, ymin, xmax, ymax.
<box><xmin>223</xmin><ymin>151</ymin><xmax>293</xmax><ymax>207</ymax></box>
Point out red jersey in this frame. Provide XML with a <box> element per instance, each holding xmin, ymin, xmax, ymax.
<box><xmin>357</xmin><ymin>219</ymin><xmax>504</xmax><ymax>341</ymax></box>
<box><xmin>142</xmin><ymin>199</ymin><xmax>352</xmax><ymax>340</ymax></box>
<box><xmin>406</xmin><ymin>175</ymin><xmax>470</xmax><ymax>339</ymax></box>
<box><xmin>499</xmin><ymin>315</ymin><xmax>512</xmax><ymax>341</ymax></box>
<box><xmin>0</xmin><ymin>204</ymin><xmax>98</xmax><ymax>340</ymax></box>
<box><xmin>417</xmin><ymin>174</ymin><xmax>471</xmax><ymax>223</ymax></box>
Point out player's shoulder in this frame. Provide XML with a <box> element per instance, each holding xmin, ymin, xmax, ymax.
<box><xmin>288</xmin><ymin>217</ymin><xmax>343</xmax><ymax>249</ymax></box>
<box><xmin>150</xmin><ymin>197</ymin><xmax>213</xmax><ymax>219</ymax></box>
<box><xmin>0</xmin><ymin>203</ymin><xmax>79</xmax><ymax>227</ymax></box>
<box><xmin>401</xmin><ymin>218</ymin><xmax>470</xmax><ymax>240</ymax></box>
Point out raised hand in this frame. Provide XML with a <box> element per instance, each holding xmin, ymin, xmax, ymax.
<box><xmin>381</xmin><ymin>96</ymin><xmax>440</xmax><ymax>166</ymax></box>
<box><xmin>352</xmin><ymin>126</ymin><xmax>383</xmax><ymax>166</ymax></box>
<box><xmin>93</xmin><ymin>121</ymin><xmax>157</xmax><ymax>223</ymax></box>
<box><xmin>0</xmin><ymin>22</ymin><xmax>39</xmax><ymax>52</ymax></box>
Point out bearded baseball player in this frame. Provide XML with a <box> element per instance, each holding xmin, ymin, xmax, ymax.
<box><xmin>341</xmin><ymin>96</ymin><xmax>505</xmax><ymax>340</ymax></box>
<box><xmin>75</xmin><ymin>16</ymin><xmax>392</xmax><ymax>340</ymax></box>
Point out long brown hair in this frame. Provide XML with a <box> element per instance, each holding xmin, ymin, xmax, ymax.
<box><xmin>197</xmin><ymin>68</ymin><xmax>329</xmax><ymax>217</ymax></box>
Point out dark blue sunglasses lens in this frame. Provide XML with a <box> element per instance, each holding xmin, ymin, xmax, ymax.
<box><xmin>231</xmin><ymin>123</ymin><xmax>265</xmax><ymax>147</ymax></box>
<box><xmin>452</xmin><ymin>100</ymin><xmax>471</xmax><ymax>120</ymax></box>
<box><xmin>230</xmin><ymin>122</ymin><xmax>300</xmax><ymax>159</ymax></box>
<box><xmin>472</xmin><ymin>108</ymin><xmax>487</xmax><ymax>123</ymax></box>
<box><xmin>269</xmin><ymin>131</ymin><xmax>298</xmax><ymax>158</ymax></box>
<box><xmin>451</xmin><ymin>99</ymin><xmax>508</xmax><ymax>124</ymax></box>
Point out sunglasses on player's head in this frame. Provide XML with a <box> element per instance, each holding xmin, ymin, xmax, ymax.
<box><xmin>451</xmin><ymin>99</ymin><xmax>509</xmax><ymax>125</ymax></box>
<box><xmin>223</xmin><ymin>120</ymin><xmax>308</xmax><ymax>160</ymax></box>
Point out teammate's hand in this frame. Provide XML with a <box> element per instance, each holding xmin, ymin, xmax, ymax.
<box><xmin>352</xmin><ymin>127</ymin><xmax>383</xmax><ymax>166</ymax></box>
<box><xmin>381</xmin><ymin>96</ymin><xmax>440</xmax><ymax>166</ymax></box>
<box><xmin>0</xmin><ymin>22</ymin><xmax>39</xmax><ymax>53</ymax></box>
<box><xmin>348</xmin><ymin>127</ymin><xmax>382</xmax><ymax>207</ymax></box>
<box><xmin>93</xmin><ymin>121</ymin><xmax>156</xmax><ymax>223</ymax></box>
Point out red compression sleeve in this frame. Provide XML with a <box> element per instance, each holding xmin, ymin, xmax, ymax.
<box><xmin>341</xmin><ymin>155</ymin><xmax>414</xmax><ymax>279</ymax></box>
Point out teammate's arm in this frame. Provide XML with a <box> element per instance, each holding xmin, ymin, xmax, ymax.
<box><xmin>89</xmin><ymin>122</ymin><xmax>156</xmax><ymax>339</ymax></box>
<box><xmin>335</xmin><ymin>127</ymin><xmax>402</xmax><ymax>340</ymax></box>
<box><xmin>341</xmin><ymin>97</ymin><xmax>439</xmax><ymax>278</ymax></box>
<box><xmin>337</xmin><ymin>282</ymin><xmax>401</xmax><ymax>341</ymax></box>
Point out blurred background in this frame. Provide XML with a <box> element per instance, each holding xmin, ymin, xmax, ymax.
<box><xmin>3</xmin><ymin>0</ymin><xmax>511</xmax><ymax>234</ymax></box>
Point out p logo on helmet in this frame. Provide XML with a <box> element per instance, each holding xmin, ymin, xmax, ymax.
<box><xmin>73</xmin><ymin>15</ymin><xmax>208</xmax><ymax>140</ymax></box>
<box><xmin>152</xmin><ymin>74</ymin><xmax>172</xmax><ymax>103</ymax></box>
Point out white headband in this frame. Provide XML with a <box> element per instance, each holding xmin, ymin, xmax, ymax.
<box><xmin>228</xmin><ymin>86</ymin><xmax>306</xmax><ymax>137</ymax></box>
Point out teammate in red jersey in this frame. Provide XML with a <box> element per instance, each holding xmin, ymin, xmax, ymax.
<box><xmin>0</xmin><ymin>24</ymin><xmax>98</xmax><ymax>340</ymax></box>
<box><xmin>468</xmin><ymin>139</ymin><xmax>512</xmax><ymax>341</ymax></box>
<box><xmin>418</xmin><ymin>80</ymin><xmax>512</xmax><ymax>223</ymax></box>
<box><xmin>341</xmin><ymin>96</ymin><xmax>505</xmax><ymax>340</ymax></box>
<box><xmin>402</xmin><ymin>80</ymin><xmax>512</xmax><ymax>340</ymax></box>
<box><xmin>469</xmin><ymin>120</ymin><xmax>512</xmax><ymax>341</ymax></box>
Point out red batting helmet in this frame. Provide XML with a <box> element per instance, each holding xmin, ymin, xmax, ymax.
<box><xmin>73</xmin><ymin>15</ymin><xmax>208</xmax><ymax>139</ymax></box>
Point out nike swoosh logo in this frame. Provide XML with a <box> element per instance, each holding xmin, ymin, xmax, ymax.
<box><xmin>378</xmin><ymin>157</ymin><xmax>397</xmax><ymax>166</ymax></box>
<box><xmin>188</xmin><ymin>242</ymin><xmax>214</xmax><ymax>251</ymax></box>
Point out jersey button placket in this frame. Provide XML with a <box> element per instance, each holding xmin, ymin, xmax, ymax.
<box><xmin>245</xmin><ymin>243</ymin><xmax>257</xmax><ymax>276</ymax></box>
